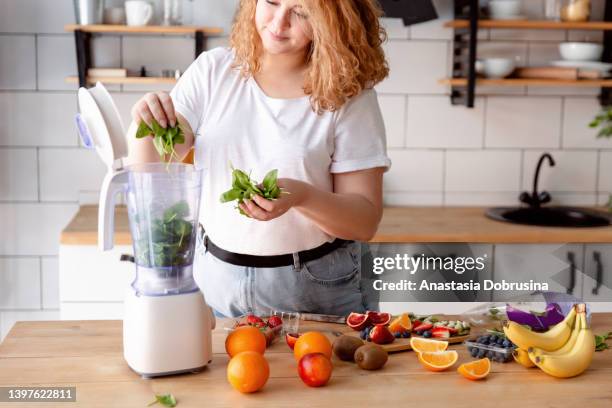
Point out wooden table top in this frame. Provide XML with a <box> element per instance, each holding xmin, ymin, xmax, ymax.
<box><xmin>60</xmin><ymin>205</ymin><xmax>612</xmax><ymax>245</ymax></box>
<box><xmin>1</xmin><ymin>316</ymin><xmax>611</xmax><ymax>407</ymax></box>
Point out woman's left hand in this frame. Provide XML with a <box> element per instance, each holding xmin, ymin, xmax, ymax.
<box><xmin>239</xmin><ymin>178</ymin><xmax>309</xmax><ymax>221</ymax></box>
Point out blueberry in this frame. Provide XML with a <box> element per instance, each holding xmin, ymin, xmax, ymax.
<box><xmin>394</xmin><ymin>332</ymin><xmax>402</xmax><ymax>338</ymax></box>
<box><xmin>423</xmin><ymin>331</ymin><xmax>432</xmax><ymax>338</ymax></box>
<box><xmin>502</xmin><ymin>340</ymin><xmax>511</xmax><ymax>348</ymax></box>
<box><xmin>416</xmin><ymin>330</ymin><xmax>424</xmax><ymax>336</ymax></box>
<box><xmin>486</xmin><ymin>351</ymin><xmax>495</xmax><ymax>359</ymax></box>
<box><xmin>471</xmin><ymin>348</ymin><xmax>479</xmax><ymax>358</ymax></box>
<box><xmin>402</xmin><ymin>332</ymin><xmax>411</xmax><ymax>338</ymax></box>
<box><xmin>496</xmin><ymin>338</ymin><xmax>504</xmax><ymax>345</ymax></box>
<box><xmin>477</xmin><ymin>349</ymin><xmax>486</xmax><ymax>358</ymax></box>
<box><xmin>489</xmin><ymin>335</ymin><xmax>498</xmax><ymax>343</ymax></box>
<box><xmin>478</xmin><ymin>337</ymin><xmax>488</xmax><ymax>344</ymax></box>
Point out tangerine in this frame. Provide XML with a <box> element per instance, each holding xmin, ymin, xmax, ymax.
<box><xmin>227</xmin><ymin>351</ymin><xmax>270</xmax><ymax>393</ymax></box>
<box><xmin>225</xmin><ymin>326</ymin><xmax>267</xmax><ymax>357</ymax></box>
<box><xmin>457</xmin><ymin>357</ymin><xmax>491</xmax><ymax>380</ymax></box>
<box><xmin>293</xmin><ymin>331</ymin><xmax>332</xmax><ymax>361</ymax></box>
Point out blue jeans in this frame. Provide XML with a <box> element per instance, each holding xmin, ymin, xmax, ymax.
<box><xmin>194</xmin><ymin>240</ymin><xmax>379</xmax><ymax>318</ymax></box>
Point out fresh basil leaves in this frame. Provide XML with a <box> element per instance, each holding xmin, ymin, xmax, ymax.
<box><xmin>220</xmin><ymin>167</ymin><xmax>283</xmax><ymax>217</ymax></box>
<box><xmin>147</xmin><ymin>393</ymin><xmax>177</xmax><ymax>407</ymax></box>
<box><xmin>135</xmin><ymin>200</ymin><xmax>194</xmax><ymax>268</ymax></box>
<box><xmin>136</xmin><ymin>120</ymin><xmax>185</xmax><ymax>162</ymax></box>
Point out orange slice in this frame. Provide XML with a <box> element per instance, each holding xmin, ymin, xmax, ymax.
<box><xmin>417</xmin><ymin>350</ymin><xmax>458</xmax><ymax>372</ymax></box>
<box><xmin>457</xmin><ymin>358</ymin><xmax>491</xmax><ymax>380</ymax></box>
<box><xmin>389</xmin><ymin>313</ymin><xmax>412</xmax><ymax>333</ymax></box>
<box><xmin>410</xmin><ymin>337</ymin><xmax>448</xmax><ymax>353</ymax></box>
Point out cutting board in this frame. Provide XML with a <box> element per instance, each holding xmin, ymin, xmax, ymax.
<box><xmin>346</xmin><ymin>332</ymin><xmax>470</xmax><ymax>353</ymax></box>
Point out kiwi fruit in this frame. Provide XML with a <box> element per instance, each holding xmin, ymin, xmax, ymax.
<box><xmin>333</xmin><ymin>335</ymin><xmax>364</xmax><ymax>362</ymax></box>
<box><xmin>354</xmin><ymin>344</ymin><xmax>388</xmax><ymax>370</ymax></box>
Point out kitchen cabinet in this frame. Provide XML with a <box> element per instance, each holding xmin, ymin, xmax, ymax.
<box><xmin>492</xmin><ymin>244</ymin><xmax>585</xmax><ymax>301</ymax></box>
<box><xmin>583</xmin><ymin>244</ymin><xmax>612</xmax><ymax>312</ymax></box>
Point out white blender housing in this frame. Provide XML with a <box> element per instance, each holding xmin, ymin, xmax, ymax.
<box><xmin>76</xmin><ymin>83</ymin><xmax>215</xmax><ymax>378</ymax></box>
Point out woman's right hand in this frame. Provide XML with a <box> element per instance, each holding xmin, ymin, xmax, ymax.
<box><xmin>131</xmin><ymin>91</ymin><xmax>177</xmax><ymax>129</ymax></box>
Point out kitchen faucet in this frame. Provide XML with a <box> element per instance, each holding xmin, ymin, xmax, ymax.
<box><xmin>519</xmin><ymin>153</ymin><xmax>555</xmax><ymax>208</ymax></box>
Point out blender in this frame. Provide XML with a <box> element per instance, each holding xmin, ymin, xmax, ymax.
<box><xmin>75</xmin><ymin>82</ymin><xmax>215</xmax><ymax>377</ymax></box>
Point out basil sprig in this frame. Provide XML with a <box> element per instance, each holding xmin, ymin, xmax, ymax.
<box><xmin>135</xmin><ymin>200</ymin><xmax>194</xmax><ymax>267</ymax></box>
<box><xmin>147</xmin><ymin>393</ymin><xmax>177</xmax><ymax>407</ymax></box>
<box><xmin>220</xmin><ymin>167</ymin><xmax>283</xmax><ymax>217</ymax></box>
<box><xmin>136</xmin><ymin>120</ymin><xmax>185</xmax><ymax>162</ymax></box>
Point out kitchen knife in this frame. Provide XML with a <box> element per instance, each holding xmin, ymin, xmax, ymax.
<box><xmin>300</xmin><ymin>313</ymin><xmax>346</xmax><ymax>324</ymax></box>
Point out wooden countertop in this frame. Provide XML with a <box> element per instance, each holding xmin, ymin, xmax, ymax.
<box><xmin>60</xmin><ymin>205</ymin><xmax>612</xmax><ymax>245</ymax></box>
<box><xmin>1</xmin><ymin>316</ymin><xmax>611</xmax><ymax>407</ymax></box>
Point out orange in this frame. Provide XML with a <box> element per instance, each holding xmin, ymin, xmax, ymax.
<box><xmin>389</xmin><ymin>313</ymin><xmax>412</xmax><ymax>333</ymax></box>
<box><xmin>417</xmin><ymin>350</ymin><xmax>458</xmax><ymax>372</ymax></box>
<box><xmin>225</xmin><ymin>326</ymin><xmax>267</xmax><ymax>357</ymax></box>
<box><xmin>227</xmin><ymin>351</ymin><xmax>270</xmax><ymax>393</ymax></box>
<box><xmin>410</xmin><ymin>337</ymin><xmax>448</xmax><ymax>353</ymax></box>
<box><xmin>457</xmin><ymin>358</ymin><xmax>491</xmax><ymax>380</ymax></box>
<box><xmin>293</xmin><ymin>331</ymin><xmax>332</xmax><ymax>362</ymax></box>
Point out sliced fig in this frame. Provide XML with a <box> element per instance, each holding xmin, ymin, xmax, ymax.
<box><xmin>347</xmin><ymin>312</ymin><xmax>371</xmax><ymax>331</ymax></box>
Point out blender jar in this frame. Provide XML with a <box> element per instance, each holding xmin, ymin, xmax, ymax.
<box><xmin>126</xmin><ymin>162</ymin><xmax>202</xmax><ymax>296</ymax></box>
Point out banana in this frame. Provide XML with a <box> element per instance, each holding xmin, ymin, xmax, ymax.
<box><xmin>527</xmin><ymin>310</ymin><xmax>595</xmax><ymax>378</ymax></box>
<box><xmin>529</xmin><ymin>307</ymin><xmax>581</xmax><ymax>357</ymax></box>
<box><xmin>513</xmin><ymin>348</ymin><xmax>535</xmax><ymax>368</ymax></box>
<box><xmin>503</xmin><ymin>305</ymin><xmax>576</xmax><ymax>352</ymax></box>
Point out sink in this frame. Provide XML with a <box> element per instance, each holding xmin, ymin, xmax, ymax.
<box><xmin>486</xmin><ymin>206</ymin><xmax>611</xmax><ymax>228</ymax></box>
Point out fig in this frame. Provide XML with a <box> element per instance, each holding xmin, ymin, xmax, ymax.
<box><xmin>369</xmin><ymin>325</ymin><xmax>395</xmax><ymax>345</ymax></box>
<box><xmin>355</xmin><ymin>344</ymin><xmax>388</xmax><ymax>370</ymax></box>
<box><xmin>333</xmin><ymin>335</ymin><xmax>364</xmax><ymax>362</ymax></box>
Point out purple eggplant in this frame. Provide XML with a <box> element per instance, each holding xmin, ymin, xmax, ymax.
<box><xmin>505</xmin><ymin>303</ymin><xmax>565</xmax><ymax>331</ymax></box>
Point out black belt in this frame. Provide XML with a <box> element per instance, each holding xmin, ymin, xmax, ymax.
<box><xmin>203</xmin><ymin>234</ymin><xmax>352</xmax><ymax>268</ymax></box>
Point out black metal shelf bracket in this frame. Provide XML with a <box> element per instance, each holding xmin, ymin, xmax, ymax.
<box><xmin>451</xmin><ymin>0</ymin><xmax>479</xmax><ymax>108</ymax></box>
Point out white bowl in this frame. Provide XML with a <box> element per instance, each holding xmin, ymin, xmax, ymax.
<box><xmin>478</xmin><ymin>58</ymin><xmax>516</xmax><ymax>78</ymax></box>
<box><xmin>489</xmin><ymin>0</ymin><xmax>521</xmax><ymax>19</ymax></box>
<box><xmin>559</xmin><ymin>42</ymin><xmax>603</xmax><ymax>62</ymax></box>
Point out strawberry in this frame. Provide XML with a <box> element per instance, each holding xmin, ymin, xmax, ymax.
<box><xmin>431</xmin><ymin>327</ymin><xmax>450</xmax><ymax>339</ymax></box>
<box><xmin>245</xmin><ymin>314</ymin><xmax>264</xmax><ymax>325</ymax></box>
<box><xmin>267</xmin><ymin>316</ymin><xmax>283</xmax><ymax>328</ymax></box>
<box><xmin>445</xmin><ymin>326</ymin><xmax>458</xmax><ymax>335</ymax></box>
<box><xmin>414</xmin><ymin>322</ymin><xmax>433</xmax><ymax>332</ymax></box>
<box><xmin>411</xmin><ymin>320</ymin><xmax>422</xmax><ymax>328</ymax></box>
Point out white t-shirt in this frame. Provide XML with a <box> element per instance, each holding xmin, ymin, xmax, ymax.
<box><xmin>170</xmin><ymin>47</ymin><xmax>391</xmax><ymax>256</ymax></box>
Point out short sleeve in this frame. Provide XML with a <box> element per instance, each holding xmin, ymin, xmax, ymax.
<box><xmin>330</xmin><ymin>89</ymin><xmax>392</xmax><ymax>173</ymax></box>
<box><xmin>169</xmin><ymin>51</ymin><xmax>211</xmax><ymax>135</ymax></box>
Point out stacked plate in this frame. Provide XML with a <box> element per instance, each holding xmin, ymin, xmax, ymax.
<box><xmin>551</xmin><ymin>42</ymin><xmax>611</xmax><ymax>75</ymax></box>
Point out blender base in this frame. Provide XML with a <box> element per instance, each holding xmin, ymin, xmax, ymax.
<box><xmin>123</xmin><ymin>288</ymin><xmax>215</xmax><ymax>377</ymax></box>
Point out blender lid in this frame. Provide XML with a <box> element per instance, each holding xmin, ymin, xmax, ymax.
<box><xmin>76</xmin><ymin>82</ymin><xmax>128</xmax><ymax>170</ymax></box>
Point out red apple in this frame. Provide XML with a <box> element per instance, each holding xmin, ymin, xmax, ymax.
<box><xmin>297</xmin><ymin>353</ymin><xmax>332</xmax><ymax>387</ymax></box>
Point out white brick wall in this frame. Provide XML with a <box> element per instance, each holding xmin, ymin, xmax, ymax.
<box><xmin>1</xmin><ymin>0</ymin><xmax>612</xmax><ymax>341</ymax></box>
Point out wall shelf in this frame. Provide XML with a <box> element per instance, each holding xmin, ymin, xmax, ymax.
<box><xmin>441</xmin><ymin>78</ymin><xmax>612</xmax><ymax>87</ymax></box>
<box><xmin>64</xmin><ymin>24</ymin><xmax>222</xmax><ymax>88</ymax></box>
<box><xmin>448</xmin><ymin>0</ymin><xmax>612</xmax><ymax>107</ymax></box>
<box><xmin>65</xmin><ymin>76</ymin><xmax>177</xmax><ymax>85</ymax></box>
<box><xmin>445</xmin><ymin>19</ymin><xmax>612</xmax><ymax>30</ymax></box>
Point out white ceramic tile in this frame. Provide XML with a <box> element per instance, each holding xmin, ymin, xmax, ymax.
<box><xmin>108</xmin><ymin>92</ymin><xmax>142</xmax><ymax>130</ymax></box>
<box><xmin>191</xmin><ymin>0</ymin><xmax>239</xmax><ymax>33</ymax></box>
<box><xmin>41</xmin><ymin>257</ymin><xmax>59</xmax><ymax>309</ymax></box>
<box><xmin>563</xmin><ymin>98</ymin><xmax>612</xmax><ymax>148</ymax></box>
<box><xmin>60</xmin><ymin>302</ymin><xmax>124</xmax><ymax>320</ymax></box>
<box><xmin>0</xmin><ymin>310</ymin><xmax>60</xmax><ymax>342</ymax></box>
<box><xmin>489</xmin><ymin>30</ymin><xmax>565</xmax><ymax>42</ymax></box>
<box><xmin>446</xmin><ymin>150</ymin><xmax>522</xmax><ymax>191</ymax></box>
<box><xmin>598</xmin><ymin>152</ymin><xmax>612</xmax><ymax>192</ymax></box>
<box><xmin>410</xmin><ymin>0</ymin><xmax>452</xmax><ymax>40</ymax></box>
<box><xmin>383</xmin><ymin>192</ymin><xmax>444</xmax><ymax>206</ymax></box>
<box><xmin>527</xmin><ymin>86</ymin><xmax>600</xmax><ymax>97</ymax></box>
<box><xmin>546</xmin><ymin>193</ymin><xmax>598</xmax><ymax>206</ymax></box>
<box><xmin>380</xmin><ymin>18</ymin><xmax>410</xmax><ymax>40</ymax></box>
<box><xmin>406</xmin><ymin>96</ymin><xmax>484</xmax><ymax>148</ymax></box>
<box><xmin>0</xmin><ymin>36</ymin><xmax>36</xmax><ymax>90</ymax></box>
<box><xmin>37</xmin><ymin>35</ymin><xmax>121</xmax><ymax>91</ymax></box>
<box><xmin>527</xmin><ymin>42</ymin><xmax>562</xmax><ymax>66</ymax></box>
<box><xmin>0</xmin><ymin>204</ymin><xmax>79</xmax><ymax>256</ymax></box>
<box><xmin>597</xmin><ymin>193</ymin><xmax>611</xmax><ymax>206</ymax></box>
<box><xmin>0</xmin><ymin>93</ymin><xmax>78</xmax><ymax>147</ymax></box>
<box><xmin>384</xmin><ymin>150</ymin><xmax>444</xmax><ymax>192</ymax></box>
<box><xmin>378</xmin><ymin>95</ymin><xmax>406</xmax><ymax>148</ymax></box>
<box><xmin>522</xmin><ymin>150</ymin><xmax>597</xmax><ymax>192</ymax></box>
<box><xmin>478</xmin><ymin>41</ymin><xmax>528</xmax><ymax>64</ymax></box>
<box><xmin>376</xmin><ymin>41</ymin><xmax>448</xmax><ymax>94</ymax></box>
<box><xmin>39</xmin><ymin>148</ymin><xmax>107</xmax><ymax>202</ymax></box>
<box><xmin>0</xmin><ymin>257</ymin><xmax>41</xmax><ymax>310</ymax></box>
<box><xmin>485</xmin><ymin>97</ymin><xmax>562</xmax><ymax>148</ymax></box>
<box><xmin>0</xmin><ymin>0</ymin><xmax>74</xmax><ymax>33</ymax></box>
<box><xmin>444</xmin><ymin>192</ymin><xmax>521</xmax><ymax>206</ymax></box>
<box><xmin>122</xmin><ymin>37</ymin><xmax>195</xmax><ymax>77</ymax></box>
<box><xmin>568</xmin><ymin>30</ymin><xmax>603</xmax><ymax>42</ymax></box>
<box><xmin>0</xmin><ymin>148</ymin><xmax>38</xmax><ymax>201</ymax></box>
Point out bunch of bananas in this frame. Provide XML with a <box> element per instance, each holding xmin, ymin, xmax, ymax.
<box><xmin>504</xmin><ymin>304</ymin><xmax>595</xmax><ymax>378</ymax></box>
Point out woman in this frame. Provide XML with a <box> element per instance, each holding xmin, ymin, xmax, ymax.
<box><xmin>129</xmin><ymin>0</ymin><xmax>391</xmax><ymax>317</ymax></box>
